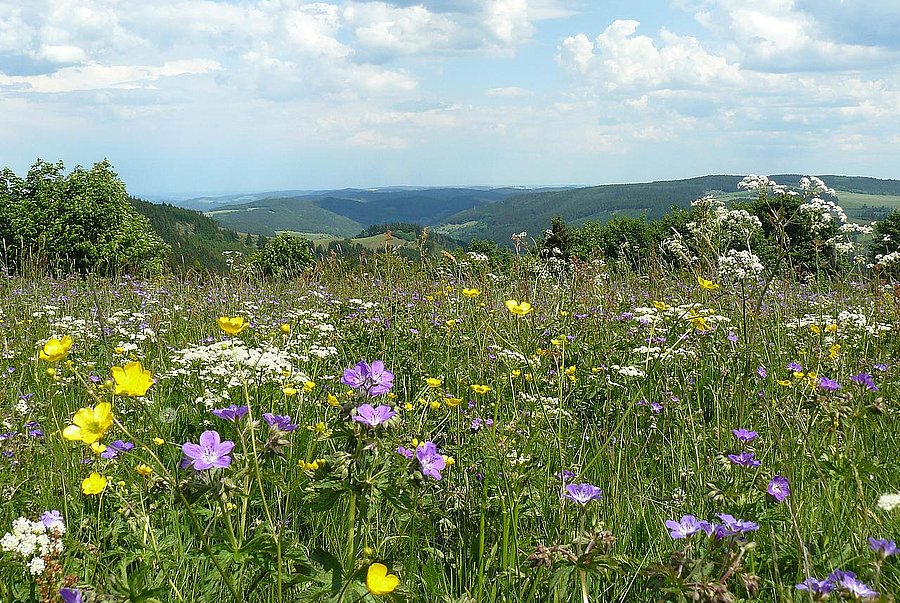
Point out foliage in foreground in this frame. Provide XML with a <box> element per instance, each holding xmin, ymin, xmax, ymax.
<box><xmin>1</xmin><ymin>248</ymin><xmax>899</xmax><ymax>602</ymax></box>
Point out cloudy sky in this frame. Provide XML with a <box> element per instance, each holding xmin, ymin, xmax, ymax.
<box><xmin>1</xmin><ymin>0</ymin><xmax>899</xmax><ymax>197</ymax></box>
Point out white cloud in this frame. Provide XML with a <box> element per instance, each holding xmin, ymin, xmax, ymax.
<box><xmin>486</xmin><ymin>86</ymin><xmax>533</xmax><ymax>97</ymax></box>
<box><xmin>556</xmin><ymin>20</ymin><xmax>742</xmax><ymax>92</ymax></box>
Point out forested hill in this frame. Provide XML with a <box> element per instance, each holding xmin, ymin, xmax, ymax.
<box><xmin>130</xmin><ymin>198</ymin><xmax>258</xmax><ymax>272</ymax></box>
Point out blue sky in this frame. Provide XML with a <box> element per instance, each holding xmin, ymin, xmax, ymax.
<box><xmin>1</xmin><ymin>0</ymin><xmax>899</xmax><ymax>197</ymax></box>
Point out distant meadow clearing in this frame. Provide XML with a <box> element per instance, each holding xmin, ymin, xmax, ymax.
<box><xmin>1</xmin><ymin>175</ymin><xmax>900</xmax><ymax>602</ymax></box>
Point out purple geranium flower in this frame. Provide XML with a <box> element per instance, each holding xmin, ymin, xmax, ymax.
<box><xmin>40</xmin><ymin>510</ymin><xmax>63</xmax><ymax>528</ymax></box>
<box><xmin>868</xmin><ymin>537</ymin><xmax>898</xmax><ymax>558</ymax></box>
<box><xmin>817</xmin><ymin>376</ymin><xmax>841</xmax><ymax>392</ymax></box>
<box><xmin>262</xmin><ymin>413</ymin><xmax>298</xmax><ymax>432</ymax></box>
<box><xmin>211</xmin><ymin>404</ymin><xmax>249</xmax><ymax>422</ymax></box>
<box><xmin>850</xmin><ymin>373</ymin><xmax>878</xmax><ymax>392</ymax></box>
<box><xmin>415</xmin><ymin>441</ymin><xmax>446</xmax><ymax>480</ymax></box>
<box><xmin>767</xmin><ymin>475</ymin><xmax>790</xmax><ymax>502</ymax></box>
<box><xmin>732</xmin><ymin>428</ymin><xmax>758</xmax><ymax>442</ymax></box>
<box><xmin>834</xmin><ymin>573</ymin><xmax>878</xmax><ymax>599</ymax></box>
<box><xmin>341</xmin><ymin>360</ymin><xmax>394</xmax><ymax>397</ymax></box>
<box><xmin>795</xmin><ymin>577</ymin><xmax>834</xmax><ymax>598</ymax></box>
<box><xmin>182</xmin><ymin>430</ymin><xmax>235</xmax><ymax>471</ymax></box>
<box><xmin>715</xmin><ymin>513</ymin><xmax>759</xmax><ymax>538</ymax></box>
<box><xmin>101</xmin><ymin>439</ymin><xmax>134</xmax><ymax>459</ymax></box>
<box><xmin>665</xmin><ymin>515</ymin><xmax>708</xmax><ymax>539</ymax></box>
<box><xmin>728</xmin><ymin>452</ymin><xmax>762</xmax><ymax>468</ymax></box>
<box><xmin>562</xmin><ymin>483</ymin><xmax>603</xmax><ymax>505</ymax></box>
<box><xmin>352</xmin><ymin>403</ymin><xmax>396</xmax><ymax>428</ymax></box>
<box><xmin>756</xmin><ymin>366</ymin><xmax>767</xmax><ymax>379</ymax></box>
<box><xmin>555</xmin><ymin>469</ymin><xmax>575</xmax><ymax>481</ymax></box>
<box><xmin>396</xmin><ymin>446</ymin><xmax>414</xmax><ymax>459</ymax></box>
<box><xmin>59</xmin><ymin>588</ymin><xmax>83</xmax><ymax>603</ymax></box>
<box><xmin>787</xmin><ymin>361</ymin><xmax>803</xmax><ymax>372</ymax></box>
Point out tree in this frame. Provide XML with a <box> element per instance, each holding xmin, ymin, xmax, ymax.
<box><xmin>0</xmin><ymin>159</ymin><xmax>169</xmax><ymax>274</ymax></box>
<box><xmin>249</xmin><ymin>233</ymin><xmax>315</xmax><ymax>278</ymax></box>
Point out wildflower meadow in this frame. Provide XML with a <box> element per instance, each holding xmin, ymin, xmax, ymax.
<box><xmin>2</xmin><ymin>176</ymin><xmax>900</xmax><ymax>602</ymax></box>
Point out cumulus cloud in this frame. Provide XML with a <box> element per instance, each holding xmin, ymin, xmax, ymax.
<box><xmin>485</xmin><ymin>86</ymin><xmax>533</xmax><ymax>97</ymax></box>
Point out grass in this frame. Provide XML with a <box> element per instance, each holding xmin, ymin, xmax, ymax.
<box><xmin>0</xmin><ymin>257</ymin><xmax>898</xmax><ymax>602</ymax></box>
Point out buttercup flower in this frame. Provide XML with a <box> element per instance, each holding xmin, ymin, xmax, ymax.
<box><xmin>181</xmin><ymin>430</ymin><xmax>235</xmax><ymax>470</ymax></box>
<box><xmin>62</xmin><ymin>403</ymin><xmax>114</xmax><ymax>445</ymax></box>
<box><xmin>81</xmin><ymin>473</ymin><xmax>107</xmax><ymax>495</ymax></box>
<box><xmin>366</xmin><ymin>562</ymin><xmax>399</xmax><ymax>596</ymax></box>
<box><xmin>697</xmin><ymin>276</ymin><xmax>720</xmax><ymax>291</ymax></box>
<box><xmin>39</xmin><ymin>336</ymin><xmax>72</xmax><ymax>362</ymax></box>
<box><xmin>462</xmin><ymin>288</ymin><xmax>481</xmax><ymax>298</ymax></box>
<box><xmin>217</xmin><ymin>316</ymin><xmax>249</xmax><ymax>336</ymax></box>
<box><xmin>111</xmin><ymin>361</ymin><xmax>154</xmax><ymax>397</ymax></box>
<box><xmin>505</xmin><ymin>299</ymin><xmax>533</xmax><ymax>316</ymax></box>
<box><xmin>470</xmin><ymin>384</ymin><xmax>491</xmax><ymax>395</ymax></box>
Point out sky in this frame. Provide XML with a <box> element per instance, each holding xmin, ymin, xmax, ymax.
<box><xmin>1</xmin><ymin>0</ymin><xmax>899</xmax><ymax>197</ymax></box>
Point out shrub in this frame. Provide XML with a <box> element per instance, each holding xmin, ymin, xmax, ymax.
<box><xmin>249</xmin><ymin>232</ymin><xmax>315</xmax><ymax>277</ymax></box>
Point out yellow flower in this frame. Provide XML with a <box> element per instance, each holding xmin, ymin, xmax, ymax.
<box><xmin>135</xmin><ymin>464</ymin><xmax>154</xmax><ymax>478</ymax></box>
<box><xmin>564</xmin><ymin>365</ymin><xmax>577</xmax><ymax>381</ymax></box>
<box><xmin>445</xmin><ymin>397</ymin><xmax>462</xmax><ymax>408</ymax></box>
<box><xmin>39</xmin><ymin>336</ymin><xmax>72</xmax><ymax>362</ymax></box>
<box><xmin>429</xmin><ymin>400</ymin><xmax>442</xmax><ymax>410</ymax></box>
<box><xmin>652</xmin><ymin>301</ymin><xmax>671</xmax><ymax>312</ymax></box>
<box><xmin>327</xmin><ymin>394</ymin><xmax>340</xmax><ymax>407</ymax></box>
<box><xmin>111</xmin><ymin>361</ymin><xmax>154</xmax><ymax>397</ymax></box>
<box><xmin>282</xmin><ymin>386</ymin><xmax>298</xmax><ymax>397</ymax></box>
<box><xmin>82</xmin><ymin>473</ymin><xmax>107</xmax><ymax>496</ymax></box>
<box><xmin>462</xmin><ymin>288</ymin><xmax>481</xmax><ymax>298</ymax></box>
<box><xmin>825</xmin><ymin>323</ymin><xmax>838</xmax><ymax>333</ymax></box>
<box><xmin>152</xmin><ymin>437</ymin><xmax>165</xmax><ymax>446</ymax></box>
<box><xmin>470</xmin><ymin>384</ymin><xmax>491</xmax><ymax>395</ymax></box>
<box><xmin>366</xmin><ymin>563</ymin><xmax>399</xmax><ymax>596</ymax></box>
<box><xmin>63</xmin><ymin>403</ymin><xmax>114</xmax><ymax>445</ymax></box>
<box><xmin>505</xmin><ymin>299</ymin><xmax>533</xmax><ymax>317</ymax></box>
<box><xmin>697</xmin><ymin>276</ymin><xmax>720</xmax><ymax>291</ymax></box>
<box><xmin>303</xmin><ymin>381</ymin><xmax>316</xmax><ymax>393</ymax></box>
<box><xmin>217</xmin><ymin>316</ymin><xmax>249</xmax><ymax>336</ymax></box>
<box><xmin>280</xmin><ymin>323</ymin><xmax>291</xmax><ymax>334</ymax></box>
<box><xmin>829</xmin><ymin>344</ymin><xmax>841</xmax><ymax>360</ymax></box>
<box><xmin>777</xmin><ymin>379</ymin><xmax>793</xmax><ymax>387</ymax></box>
<box><xmin>425</xmin><ymin>377</ymin><xmax>443</xmax><ymax>388</ymax></box>
<box><xmin>90</xmin><ymin>442</ymin><xmax>107</xmax><ymax>455</ymax></box>
<box><xmin>810</xmin><ymin>324</ymin><xmax>821</xmax><ymax>334</ymax></box>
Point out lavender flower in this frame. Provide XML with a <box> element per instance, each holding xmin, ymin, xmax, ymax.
<box><xmin>665</xmin><ymin>515</ymin><xmax>709</xmax><ymax>539</ymax></box>
<box><xmin>728</xmin><ymin>452</ymin><xmax>762</xmax><ymax>468</ymax></box>
<box><xmin>341</xmin><ymin>360</ymin><xmax>394</xmax><ymax>397</ymax></box>
<box><xmin>181</xmin><ymin>430</ymin><xmax>235</xmax><ymax>471</ymax></box>
<box><xmin>211</xmin><ymin>405</ymin><xmax>249</xmax><ymax>422</ymax></box>
<box><xmin>795</xmin><ymin>577</ymin><xmax>834</xmax><ymax>598</ymax></box>
<box><xmin>732</xmin><ymin>428</ymin><xmax>758</xmax><ymax>442</ymax></box>
<box><xmin>352</xmin><ymin>404</ymin><xmax>396</xmax><ymax>428</ymax></box>
<box><xmin>415</xmin><ymin>441</ymin><xmax>446</xmax><ymax>480</ymax></box>
<box><xmin>868</xmin><ymin>537</ymin><xmax>898</xmax><ymax>558</ymax></box>
<box><xmin>833</xmin><ymin>573</ymin><xmax>878</xmax><ymax>599</ymax></box>
<box><xmin>470</xmin><ymin>417</ymin><xmax>494</xmax><ymax>431</ymax></box>
<box><xmin>817</xmin><ymin>376</ymin><xmax>841</xmax><ymax>392</ymax></box>
<box><xmin>850</xmin><ymin>373</ymin><xmax>878</xmax><ymax>392</ymax></box>
<box><xmin>40</xmin><ymin>510</ymin><xmax>63</xmax><ymax>528</ymax></box>
<box><xmin>262</xmin><ymin>413</ymin><xmax>298</xmax><ymax>432</ymax></box>
<box><xmin>714</xmin><ymin>513</ymin><xmax>759</xmax><ymax>538</ymax></box>
<box><xmin>396</xmin><ymin>446</ymin><xmax>414</xmax><ymax>459</ymax></box>
<box><xmin>787</xmin><ymin>361</ymin><xmax>803</xmax><ymax>372</ymax></box>
<box><xmin>101</xmin><ymin>439</ymin><xmax>134</xmax><ymax>459</ymax></box>
<box><xmin>555</xmin><ymin>469</ymin><xmax>575</xmax><ymax>481</ymax></box>
<box><xmin>756</xmin><ymin>366</ymin><xmax>767</xmax><ymax>379</ymax></box>
<box><xmin>766</xmin><ymin>475</ymin><xmax>790</xmax><ymax>502</ymax></box>
<box><xmin>59</xmin><ymin>588</ymin><xmax>83</xmax><ymax>603</ymax></box>
<box><xmin>562</xmin><ymin>483</ymin><xmax>603</xmax><ymax>505</ymax></box>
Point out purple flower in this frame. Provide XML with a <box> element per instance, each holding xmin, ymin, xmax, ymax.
<box><xmin>868</xmin><ymin>537</ymin><xmax>898</xmax><ymax>558</ymax></box>
<box><xmin>59</xmin><ymin>588</ymin><xmax>83</xmax><ymax>603</ymax></box>
<box><xmin>352</xmin><ymin>404</ymin><xmax>396</xmax><ymax>428</ymax></box>
<box><xmin>101</xmin><ymin>439</ymin><xmax>134</xmax><ymax>459</ymax></box>
<box><xmin>834</xmin><ymin>573</ymin><xmax>878</xmax><ymax>599</ymax></box>
<box><xmin>181</xmin><ymin>430</ymin><xmax>235</xmax><ymax>471</ymax></box>
<box><xmin>850</xmin><ymin>373</ymin><xmax>878</xmax><ymax>392</ymax></box>
<box><xmin>555</xmin><ymin>469</ymin><xmax>576</xmax><ymax>481</ymax></box>
<box><xmin>341</xmin><ymin>360</ymin><xmax>394</xmax><ymax>397</ymax></box>
<box><xmin>665</xmin><ymin>515</ymin><xmax>708</xmax><ymax>539</ymax></box>
<box><xmin>40</xmin><ymin>510</ymin><xmax>63</xmax><ymax>528</ymax></box>
<box><xmin>471</xmin><ymin>418</ymin><xmax>494</xmax><ymax>431</ymax></box>
<box><xmin>732</xmin><ymin>428</ymin><xmax>758</xmax><ymax>442</ymax></box>
<box><xmin>787</xmin><ymin>361</ymin><xmax>803</xmax><ymax>372</ymax></box>
<box><xmin>795</xmin><ymin>577</ymin><xmax>834</xmax><ymax>597</ymax></box>
<box><xmin>562</xmin><ymin>483</ymin><xmax>603</xmax><ymax>505</ymax></box>
<box><xmin>415</xmin><ymin>441</ymin><xmax>446</xmax><ymax>480</ymax></box>
<box><xmin>767</xmin><ymin>475</ymin><xmax>790</xmax><ymax>502</ymax></box>
<box><xmin>874</xmin><ymin>363</ymin><xmax>889</xmax><ymax>372</ymax></box>
<box><xmin>728</xmin><ymin>452</ymin><xmax>762</xmax><ymax>468</ymax></box>
<box><xmin>211</xmin><ymin>405</ymin><xmax>249</xmax><ymax>422</ymax></box>
<box><xmin>715</xmin><ymin>513</ymin><xmax>759</xmax><ymax>538</ymax></box>
<box><xmin>262</xmin><ymin>413</ymin><xmax>298</xmax><ymax>432</ymax></box>
<box><xmin>396</xmin><ymin>446</ymin><xmax>414</xmax><ymax>459</ymax></box>
<box><xmin>817</xmin><ymin>377</ymin><xmax>841</xmax><ymax>392</ymax></box>
<box><xmin>727</xmin><ymin>331</ymin><xmax>738</xmax><ymax>343</ymax></box>
<box><xmin>756</xmin><ymin>366</ymin><xmax>767</xmax><ymax>379</ymax></box>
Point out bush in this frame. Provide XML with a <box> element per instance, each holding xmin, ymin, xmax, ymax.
<box><xmin>249</xmin><ymin>233</ymin><xmax>315</xmax><ymax>277</ymax></box>
<box><xmin>0</xmin><ymin>159</ymin><xmax>168</xmax><ymax>274</ymax></box>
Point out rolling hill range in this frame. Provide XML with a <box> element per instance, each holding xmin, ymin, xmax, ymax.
<box><xmin>200</xmin><ymin>187</ymin><xmax>543</xmax><ymax>237</ymax></box>
<box><xmin>152</xmin><ymin>175</ymin><xmax>900</xmax><ymax>245</ymax></box>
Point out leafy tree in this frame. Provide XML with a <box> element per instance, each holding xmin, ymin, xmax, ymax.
<box><xmin>540</xmin><ymin>216</ymin><xmax>574</xmax><ymax>262</ymax></box>
<box><xmin>249</xmin><ymin>232</ymin><xmax>315</xmax><ymax>278</ymax></box>
<box><xmin>0</xmin><ymin>159</ymin><xmax>168</xmax><ymax>274</ymax></box>
<box><xmin>870</xmin><ymin>209</ymin><xmax>900</xmax><ymax>276</ymax></box>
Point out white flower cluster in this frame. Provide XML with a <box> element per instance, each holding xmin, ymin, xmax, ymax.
<box><xmin>717</xmin><ymin>249</ymin><xmax>764</xmax><ymax>281</ymax></box>
<box><xmin>1</xmin><ymin>511</ymin><xmax>65</xmax><ymax>576</ymax></box>
<box><xmin>166</xmin><ymin>340</ymin><xmax>309</xmax><ymax>390</ymax></box>
<box><xmin>799</xmin><ymin>197</ymin><xmax>848</xmax><ymax>233</ymax></box>
<box><xmin>659</xmin><ymin>231</ymin><xmax>696</xmax><ymax>264</ymax></box>
<box><xmin>685</xmin><ymin>195</ymin><xmax>761</xmax><ymax>249</ymax></box>
<box><xmin>877</xmin><ymin>493</ymin><xmax>900</xmax><ymax>512</ymax></box>
<box><xmin>874</xmin><ymin>251</ymin><xmax>900</xmax><ymax>268</ymax></box>
<box><xmin>799</xmin><ymin>176</ymin><xmax>836</xmax><ymax>198</ymax></box>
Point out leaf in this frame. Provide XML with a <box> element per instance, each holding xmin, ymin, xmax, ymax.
<box><xmin>310</xmin><ymin>548</ymin><xmax>344</xmax><ymax>594</ymax></box>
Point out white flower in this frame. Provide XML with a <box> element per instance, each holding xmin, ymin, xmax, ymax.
<box><xmin>28</xmin><ymin>557</ymin><xmax>45</xmax><ymax>576</ymax></box>
<box><xmin>877</xmin><ymin>493</ymin><xmax>900</xmax><ymax>511</ymax></box>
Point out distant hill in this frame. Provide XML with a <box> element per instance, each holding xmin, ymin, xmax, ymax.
<box><xmin>201</xmin><ymin>187</ymin><xmax>545</xmax><ymax>237</ymax></box>
<box><xmin>130</xmin><ymin>198</ymin><xmax>258</xmax><ymax>272</ymax></box>
<box><xmin>435</xmin><ymin>174</ymin><xmax>900</xmax><ymax>243</ymax></box>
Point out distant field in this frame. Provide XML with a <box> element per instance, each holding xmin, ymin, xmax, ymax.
<box><xmin>279</xmin><ymin>231</ymin><xmax>415</xmax><ymax>251</ymax></box>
